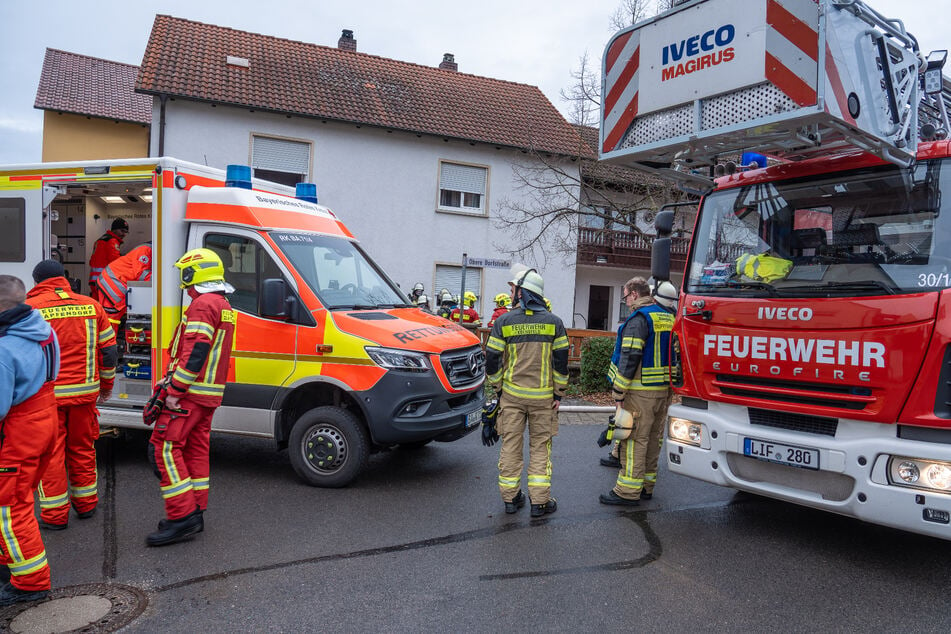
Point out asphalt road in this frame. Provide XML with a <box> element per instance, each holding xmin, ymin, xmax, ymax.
<box><xmin>10</xmin><ymin>418</ymin><xmax>951</xmax><ymax>632</ymax></box>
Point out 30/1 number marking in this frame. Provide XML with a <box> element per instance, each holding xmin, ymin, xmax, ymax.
<box><xmin>917</xmin><ymin>272</ymin><xmax>951</xmax><ymax>287</ymax></box>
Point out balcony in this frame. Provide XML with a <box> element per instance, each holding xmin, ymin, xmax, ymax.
<box><xmin>577</xmin><ymin>227</ymin><xmax>689</xmax><ymax>271</ymax></box>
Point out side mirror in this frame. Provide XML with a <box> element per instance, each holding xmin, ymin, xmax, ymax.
<box><xmin>652</xmin><ymin>237</ymin><xmax>671</xmax><ymax>281</ymax></box>
<box><xmin>261</xmin><ymin>278</ymin><xmax>287</xmax><ymax>318</ymax></box>
<box><xmin>654</xmin><ymin>209</ymin><xmax>675</xmax><ymax>237</ymax></box>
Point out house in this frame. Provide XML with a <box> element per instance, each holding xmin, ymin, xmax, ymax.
<box><xmin>133</xmin><ymin>15</ymin><xmax>588</xmax><ymax>321</ymax></box>
<box><xmin>34</xmin><ymin>48</ymin><xmax>151</xmax><ymax>162</ymax></box>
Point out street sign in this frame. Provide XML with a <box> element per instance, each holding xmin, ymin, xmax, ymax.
<box><xmin>465</xmin><ymin>257</ymin><xmax>511</xmax><ymax>269</ymax></box>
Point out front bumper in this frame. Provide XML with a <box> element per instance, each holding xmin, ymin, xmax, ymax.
<box><xmin>358</xmin><ymin>368</ymin><xmax>483</xmax><ymax>445</ymax></box>
<box><xmin>667</xmin><ymin>400</ymin><xmax>951</xmax><ymax>540</ymax></box>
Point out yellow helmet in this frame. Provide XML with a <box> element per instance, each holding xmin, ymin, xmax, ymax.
<box><xmin>464</xmin><ymin>291</ymin><xmax>478</xmax><ymax>307</ymax></box>
<box><xmin>494</xmin><ymin>293</ymin><xmax>510</xmax><ymax>307</ymax></box>
<box><xmin>175</xmin><ymin>248</ymin><xmax>225</xmax><ymax>288</ymax></box>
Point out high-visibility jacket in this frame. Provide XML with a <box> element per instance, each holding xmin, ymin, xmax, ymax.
<box><xmin>88</xmin><ymin>231</ymin><xmax>124</xmax><ymax>289</ymax></box>
<box><xmin>449</xmin><ymin>306</ymin><xmax>481</xmax><ymax>325</ymax></box>
<box><xmin>485</xmin><ymin>307</ymin><xmax>569</xmax><ymax>402</ymax></box>
<box><xmin>97</xmin><ymin>243</ymin><xmax>152</xmax><ymax>317</ymax></box>
<box><xmin>488</xmin><ymin>306</ymin><xmax>509</xmax><ymax>327</ymax></box>
<box><xmin>165</xmin><ymin>291</ymin><xmax>236</xmax><ymax>408</ymax></box>
<box><xmin>607</xmin><ymin>297</ymin><xmax>675</xmax><ymax>396</ymax></box>
<box><xmin>26</xmin><ymin>277</ymin><xmax>118</xmax><ymax>404</ymax></box>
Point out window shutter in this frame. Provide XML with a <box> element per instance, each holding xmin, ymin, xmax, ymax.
<box><xmin>252</xmin><ymin>136</ymin><xmax>310</xmax><ymax>175</ymax></box>
<box><xmin>440</xmin><ymin>163</ymin><xmax>486</xmax><ymax>195</ymax></box>
<box><xmin>434</xmin><ymin>265</ymin><xmax>482</xmax><ymax>299</ymax></box>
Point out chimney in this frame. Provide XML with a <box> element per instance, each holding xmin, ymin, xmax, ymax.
<box><xmin>338</xmin><ymin>29</ymin><xmax>356</xmax><ymax>52</ymax></box>
<box><xmin>438</xmin><ymin>53</ymin><xmax>457</xmax><ymax>71</ymax></box>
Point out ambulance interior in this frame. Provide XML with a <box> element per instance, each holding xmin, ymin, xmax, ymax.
<box><xmin>48</xmin><ymin>179</ymin><xmax>154</xmax><ymax>407</ymax></box>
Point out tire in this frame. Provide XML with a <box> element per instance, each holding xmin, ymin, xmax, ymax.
<box><xmin>288</xmin><ymin>406</ymin><xmax>369</xmax><ymax>488</ymax></box>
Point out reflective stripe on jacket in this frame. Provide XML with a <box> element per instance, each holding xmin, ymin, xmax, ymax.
<box><xmin>166</xmin><ymin>292</ymin><xmax>236</xmax><ymax>408</ymax></box>
<box><xmin>485</xmin><ymin>307</ymin><xmax>569</xmax><ymax>401</ymax></box>
<box><xmin>88</xmin><ymin>232</ymin><xmax>123</xmax><ymax>287</ymax></box>
<box><xmin>607</xmin><ymin>298</ymin><xmax>674</xmax><ymax>395</ymax></box>
<box><xmin>97</xmin><ymin>244</ymin><xmax>152</xmax><ymax>313</ymax></box>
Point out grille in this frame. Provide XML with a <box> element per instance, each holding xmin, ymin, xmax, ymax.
<box><xmin>440</xmin><ymin>345</ymin><xmax>485</xmax><ymax>389</ymax></box>
<box><xmin>715</xmin><ymin>374</ymin><xmax>871</xmax><ymax>411</ymax></box>
<box><xmin>749</xmin><ymin>408</ymin><xmax>839</xmax><ymax>437</ymax></box>
<box><xmin>700</xmin><ymin>82</ymin><xmax>800</xmax><ymax>130</ymax></box>
<box><xmin>621</xmin><ymin>103</ymin><xmax>694</xmax><ymax>149</ymax></box>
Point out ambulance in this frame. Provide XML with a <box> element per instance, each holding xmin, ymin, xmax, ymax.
<box><xmin>0</xmin><ymin>157</ymin><xmax>485</xmax><ymax>487</ymax></box>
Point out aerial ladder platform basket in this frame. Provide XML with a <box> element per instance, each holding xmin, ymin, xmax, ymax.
<box><xmin>599</xmin><ymin>0</ymin><xmax>931</xmax><ymax>192</ymax></box>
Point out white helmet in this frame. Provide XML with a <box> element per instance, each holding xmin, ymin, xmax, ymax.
<box><xmin>654</xmin><ymin>281</ymin><xmax>678</xmax><ymax>310</ymax></box>
<box><xmin>416</xmin><ymin>294</ymin><xmax>429</xmax><ymax>305</ymax></box>
<box><xmin>413</xmin><ymin>282</ymin><xmax>424</xmax><ymax>293</ymax></box>
<box><xmin>509</xmin><ymin>267</ymin><xmax>544</xmax><ymax>297</ymax></box>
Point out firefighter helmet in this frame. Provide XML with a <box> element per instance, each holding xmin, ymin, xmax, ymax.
<box><xmin>412</xmin><ymin>282</ymin><xmax>424</xmax><ymax>293</ymax></box>
<box><xmin>464</xmin><ymin>291</ymin><xmax>478</xmax><ymax>307</ymax></box>
<box><xmin>654</xmin><ymin>280</ymin><xmax>679</xmax><ymax>310</ymax></box>
<box><xmin>494</xmin><ymin>293</ymin><xmax>510</xmax><ymax>307</ymax></box>
<box><xmin>175</xmin><ymin>248</ymin><xmax>225</xmax><ymax>289</ymax></box>
<box><xmin>416</xmin><ymin>294</ymin><xmax>429</xmax><ymax>306</ymax></box>
<box><xmin>509</xmin><ymin>267</ymin><xmax>544</xmax><ymax>297</ymax></box>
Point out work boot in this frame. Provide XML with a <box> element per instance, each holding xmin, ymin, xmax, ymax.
<box><xmin>0</xmin><ymin>582</ymin><xmax>49</xmax><ymax>606</ymax></box>
<box><xmin>158</xmin><ymin>509</ymin><xmax>204</xmax><ymax>532</ymax></box>
<box><xmin>73</xmin><ymin>504</ymin><xmax>96</xmax><ymax>519</ymax></box>
<box><xmin>39</xmin><ymin>520</ymin><xmax>67</xmax><ymax>531</ymax></box>
<box><xmin>600</xmin><ymin>454</ymin><xmax>621</xmax><ymax>468</ymax></box>
<box><xmin>599</xmin><ymin>490</ymin><xmax>639</xmax><ymax>506</ymax></box>
<box><xmin>530</xmin><ymin>498</ymin><xmax>557</xmax><ymax>518</ymax></box>
<box><xmin>640</xmin><ymin>491</ymin><xmax>653</xmax><ymax>500</ymax></box>
<box><xmin>146</xmin><ymin>509</ymin><xmax>203</xmax><ymax>546</ymax></box>
<box><xmin>504</xmin><ymin>490</ymin><xmax>525</xmax><ymax>514</ymax></box>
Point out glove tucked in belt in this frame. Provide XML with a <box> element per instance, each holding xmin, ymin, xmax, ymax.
<box><xmin>481</xmin><ymin>398</ymin><xmax>500</xmax><ymax>447</ymax></box>
<box><xmin>143</xmin><ymin>383</ymin><xmax>168</xmax><ymax>426</ymax></box>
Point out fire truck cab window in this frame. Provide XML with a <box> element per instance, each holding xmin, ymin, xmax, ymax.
<box><xmin>203</xmin><ymin>233</ymin><xmax>284</xmax><ymax>316</ymax></box>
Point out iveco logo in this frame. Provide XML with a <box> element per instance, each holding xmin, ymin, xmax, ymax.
<box><xmin>757</xmin><ymin>307</ymin><xmax>813</xmax><ymax>321</ymax></box>
<box><xmin>468</xmin><ymin>351</ymin><xmax>485</xmax><ymax>376</ymax></box>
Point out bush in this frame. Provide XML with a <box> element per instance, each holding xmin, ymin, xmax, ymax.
<box><xmin>579</xmin><ymin>336</ymin><xmax>615</xmax><ymax>393</ymax></box>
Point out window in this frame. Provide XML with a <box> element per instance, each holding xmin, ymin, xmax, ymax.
<box><xmin>251</xmin><ymin>135</ymin><xmax>311</xmax><ymax>187</ymax></box>
<box><xmin>204</xmin><ymin>233</ymin><xmax>285</xmax><ymax>317</ymax></box>
<box><xmin>434</xmin><ymin>264</ymin><xmax>483</xmax><ymax>308</ymax></box>
<box><xmin>438</xmin><ymin>162</ymin><xmax>487</xmax><ymax>214</ymax></box>
<box><xmin>0</xmin><ymin>198</ymin><xmax>25</xmax><ymax>262</ymax></box>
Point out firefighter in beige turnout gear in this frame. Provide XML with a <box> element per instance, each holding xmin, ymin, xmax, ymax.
<box><xmin>485</xmin><ymin>267</ymin><xmax>569</xmax><ymax>517</ymax></box>
<box><xmin>599</xmin><ymin>277</ymin><xmax>677</xmax><ymax>506</ymax></box>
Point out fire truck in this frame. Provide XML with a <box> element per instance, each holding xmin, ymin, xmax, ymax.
<box><xmin>0</xmin><ymin>158</ymin><xmax>485</xmax><ymax>487</ymax></box>
<box><xmin>600</xmin><ymin>0</ymin><xmax>951</xmax><ymax>539</ymax></box>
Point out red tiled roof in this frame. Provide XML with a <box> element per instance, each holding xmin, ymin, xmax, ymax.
<box><xmin>574</xmin><ymin>124</ymin><xmax>657</xmax><ymax>186</ymax></box>
<box><xmin>34</xmin><ymin>49</ymin><xmax>151</xmax><ymax>124</ymax></box>
<box><xmin>136</xmin><ymin>15</ymin><xmax>592</xmax><ymax>158</ymax></box>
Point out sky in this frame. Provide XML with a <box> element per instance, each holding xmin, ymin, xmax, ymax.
<box><xmin>0</xmin><ymin>0</ymin><xmax>947</xmax><ymax>165</ymax></box>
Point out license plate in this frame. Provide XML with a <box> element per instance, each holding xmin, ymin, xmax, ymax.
<box><xmin>743</xmin><ymin>437</ymin><xmax>819</xmax><ymax>470</ymax></box>
<box><xmin>465</xmin><ymin>409</ymin><xmax>481</xmax><ymax>428</ymax></box>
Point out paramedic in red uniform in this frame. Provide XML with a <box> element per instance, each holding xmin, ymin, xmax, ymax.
<box><xmin>96</xmin><ymin>242</ymin><xmax>151</xmax><ymax>330</ymax></box>
<box><xmin>26</xmin><ymin>260</ymin><xmax>118</xmax><ymax>529</ymax></box>
<box><xmin>88</xmin><ymin>218</ymin><xmax>129</xmax><ymax>295</ymax></box>
<box><xmin>146</xmin><ymin>248</ymin><xmax>235</xmax><ymax>546</ymax></box>
<box><xmin>0</xmin><ymin>275</ymin><xmax>60</xmax><ymax>606</ymax></box>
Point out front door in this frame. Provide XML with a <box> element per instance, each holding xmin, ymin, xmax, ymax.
<box><xmin>587</xmin><ymin>284</ymin><xmax>610</xmax><ymax>330</ymax></box>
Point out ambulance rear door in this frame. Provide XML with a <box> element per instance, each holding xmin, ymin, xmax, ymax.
<box><xmin>0</xmin><ymin>171</ymin><xmax>60</xmax><ymax>284</ymax></box>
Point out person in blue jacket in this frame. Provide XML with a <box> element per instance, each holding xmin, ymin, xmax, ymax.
<box><xmin>0</xmin><ymin>275</ymin><xmax>60</xmax><ymax>605</ymax></box>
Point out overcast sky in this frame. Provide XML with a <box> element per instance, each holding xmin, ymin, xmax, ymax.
<box><xmin>0</xmin><ymin>0</ymin><xmax>946</xmax><ymax>165</ymax></box>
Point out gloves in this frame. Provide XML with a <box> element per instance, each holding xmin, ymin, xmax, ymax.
<box><xmin>597</xmin><ymin>414</ymin><xmax>616</xmax><ymax>447</ymax></box>
<box><xmin>143</xmin><ymin>383</ymin><xmax>168</xmax><ymax>426</ymax></box>
<box><xmin>481</xmin><ymin>399</ymin><xmax>500</xmax><ymax>447</ymax></box>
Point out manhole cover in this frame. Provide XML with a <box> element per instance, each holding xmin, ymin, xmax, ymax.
<box><xmin>0</xmin><ymin>583</ymin><xmax>147</xmax><ymax>633</ymax></box>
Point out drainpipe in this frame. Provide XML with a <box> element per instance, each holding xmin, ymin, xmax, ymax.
<box><xmin>158</xmin><ymin>94</ymin><xmax>168</xmax><ymax>157</ymax></box>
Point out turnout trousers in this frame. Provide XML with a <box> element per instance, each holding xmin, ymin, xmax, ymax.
<box><xmin>148</xmin><ymin>396</ymin><xmax>214</xmax><ymax>521</ymax></box>
<box><xmin>614</xmin><ymin>390</ymin><xmax>670</xmax><ymax>501</ymax></box>
<box><xmin>39</xmin><ymin>402</ymin><xmax>100</xmax><ymax>525</ymax></box>
<box><xmin>497</xmin><ymin>394</ymin><xmax>558</xmax><ymax>505</ymax></box>
<box><xmin>0</xmin><ymin>384</ymin><xmax>57</xmax><ymax>591</ymax></box>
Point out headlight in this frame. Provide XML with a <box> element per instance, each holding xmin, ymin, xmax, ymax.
<box><xmin>889</xmin><ymin>456</ymin><xmax>951</xmax><ymax>493</ymax></box>
<box><xmin>365</xmin><ymin>346</ymin><xmax>431</xmax><ymax>372</ymax></box>
<box><xmin>668</xmin><ymin>417</ymin><xmax>703</xmax><ymax>446</ymax></box>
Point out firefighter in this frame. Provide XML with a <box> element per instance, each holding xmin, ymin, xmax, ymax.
<box><xmin>0</xmin><ymin>275</ymin><xmax>59</xmax><ymax>606</ymax></box>
<box><xmin>25</xmin><ymin>260</ymin><xmax>118</xmax><ymax>529</ymax></box>
<box><xmin>409</xmin><ymin>282</ymin><xmax>424</xmax><ymax>305</ymax></box>
<box><xmin>449</xmin><ymin>291</ymin><xmax>481</xmax><ymax>326</ymax></box>
<box><xmin>599</xmin><ymin>278</ymin><xmax>677</xmax><ymax>506</ymax></box>
<box><xmin>436</xmin><ymin>290</ymin><xmax>454</xmax><ymax>320</ymax></box>
<box><xmin>88</xmin><ymin>218</ymin><xmax>129</xmax><ymax>295</ymax></box>
<box><xmin>415</xmin><ymin>294</ymin><xmax>432</xmax><ymax>313</ymax></box>
<box><xmin>487</xmin><ymin>293</ymin><xmax>510</xmax><ymax>327</ymax></box>
<box><xmin>145</xmin><ymin>248</ymin><xmax>235</xmax><ymax>546</ymax></box>
<box><xmin>96</xmin><ymin>242</ymin><xmax>152</xmax><ymax>331</ymax></box>
<box><xmin>485</xmin><ymin>267</ymin><xmax>569</xmax><ymax>517</ymax></box>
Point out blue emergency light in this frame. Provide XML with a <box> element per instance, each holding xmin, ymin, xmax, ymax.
<box><xmin>296</xmin><ymin>182</ymin><xmax>319</xmax><ymax>203</ymax></box>
<box><xmin>742</xmin><ymin>152</ymin><xmax>767</xmax><ymax>169</ymax></box>
<box><xmin>225</xmin><ymin>164</ymin><xmax>253</xmax><ymax>189</ymax></box>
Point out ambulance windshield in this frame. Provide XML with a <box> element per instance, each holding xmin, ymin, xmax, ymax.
<box><xmin>687</xmin><ymin>158</ymin><xmax>951</xmax><ymax>297</ymax></box>
<box><xmin>271</xmin><ymin>232</ymin><xmax>412</xmax><ymax>309</ymax></box>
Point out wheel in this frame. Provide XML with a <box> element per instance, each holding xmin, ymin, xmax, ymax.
<box><xmin>288</xmin><ymin>406</ymin><xmax>369</xmax><ymax>487</ymax></box>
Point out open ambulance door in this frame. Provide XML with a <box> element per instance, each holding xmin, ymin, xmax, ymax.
<box><xmin>0</xmin><ymin>179</ymin><xmax>61</xmax><ymax>284</ymax></box>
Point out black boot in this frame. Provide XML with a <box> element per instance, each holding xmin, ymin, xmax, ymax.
<box><xmin>147</xmin><ymin>509</ymin><xmax>203</xmax><ymax>546</ymax></box>
<box><xmin>530</xmin><ymin>498</ymin><xmax>557</xmax><ymax>517</ymax></box>
<box><xmin>600</xmin><ymin>454</ymin><xmax>621</xmax><ymax>468</ymax></box>
<box><xmin>73</xmin><ymin>504</ymin><xmax>96</xmax><ymax>519</ymax></box>
<box><xmin>158</xmin><ymin>508</ymin><xmax>204</xmax><ymax>532</ymax></box>
<box><xmin>0</xmin><ymin>582</ymin><xmax>49</xmax><ymax>606</ymax></box>
<box><xmin>504</xmin><ymin>490</ymin><xmax>525</xmax><ymax>514</ymax></box>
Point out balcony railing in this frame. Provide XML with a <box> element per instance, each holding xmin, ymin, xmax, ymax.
<box><xmin>577</xmin><ymin>227</ymin><xmax>690</xmax><ymax>270</ymax></box>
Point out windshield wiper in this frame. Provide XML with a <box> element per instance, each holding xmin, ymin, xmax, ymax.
<box><xmin>808</xmin><ymin>281</ymin><xmax>896</xmax><ymax>295</ymax></box>
<box><xmin>725</xmin><ymin>280</ymin><xmax>778</xmax><ymax>296</ymax></box>
<box><xmin>334</xmin><ymin>304</ymin><xmax>379</xmax><ymax>310</ymax></box>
